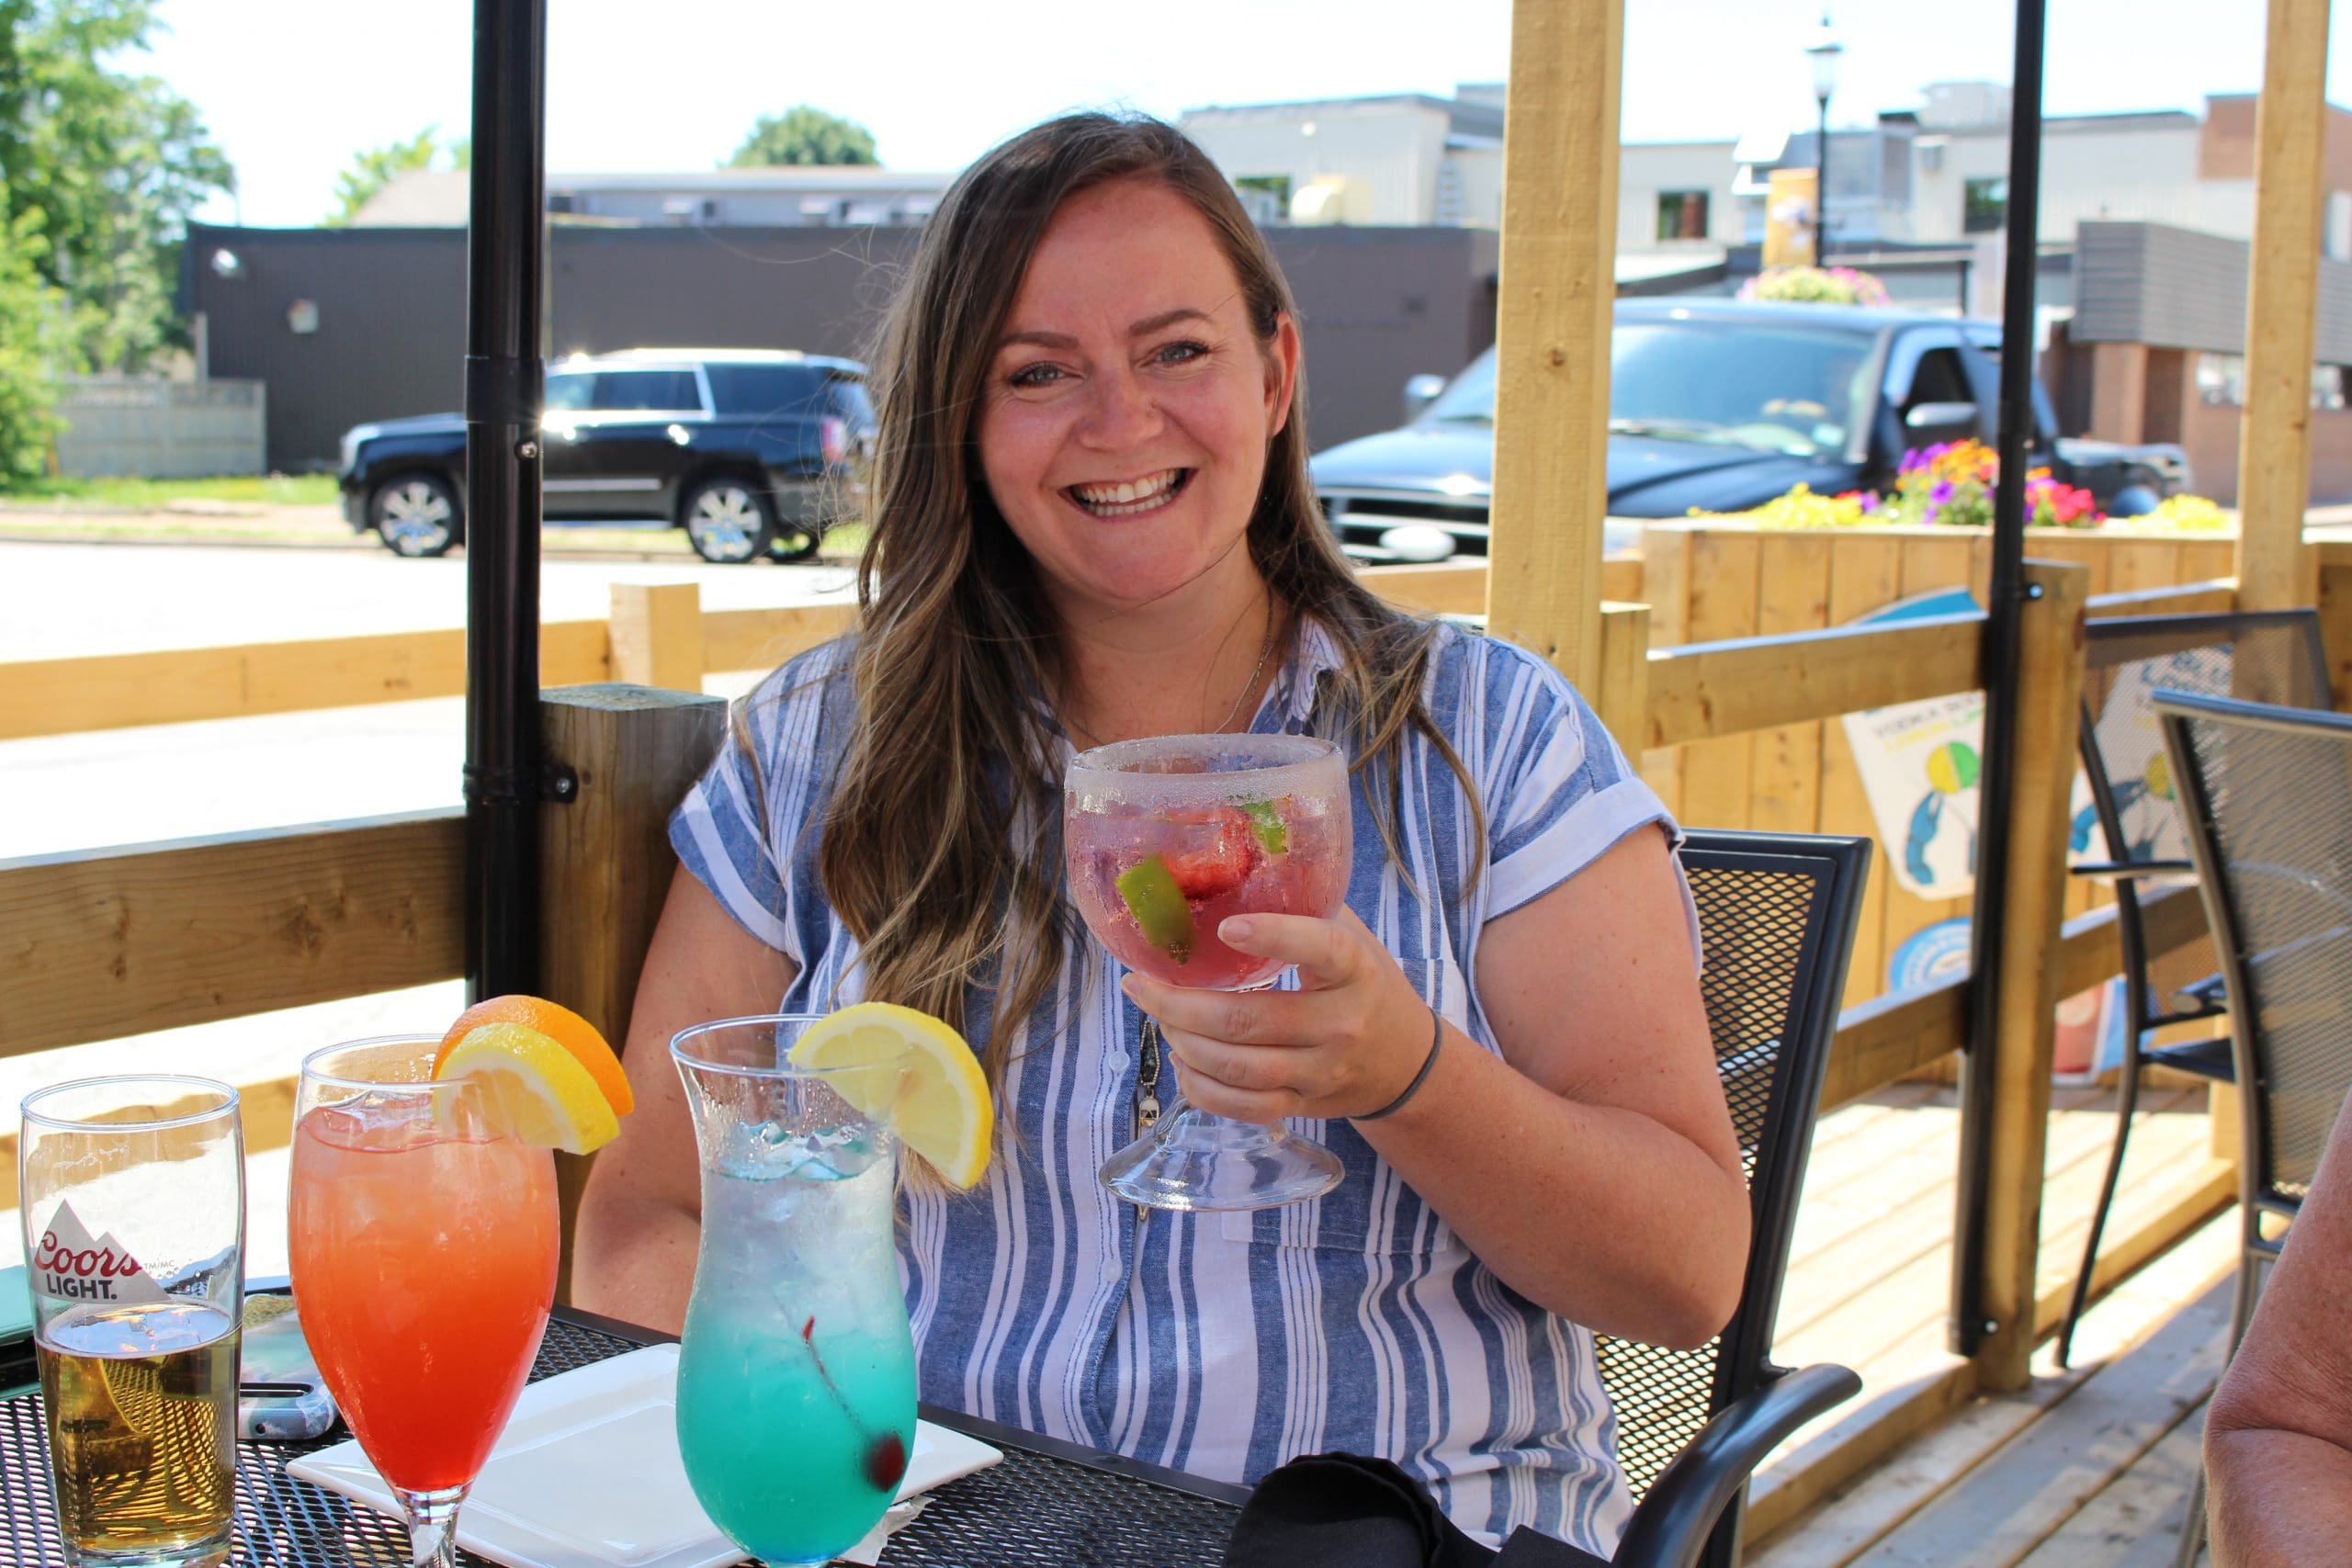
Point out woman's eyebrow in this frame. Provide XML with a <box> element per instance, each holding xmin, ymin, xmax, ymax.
<box><xmin>996</xmin><ymin>306</ymin><xmax>1213</xmax><ymax>353</ymax></box>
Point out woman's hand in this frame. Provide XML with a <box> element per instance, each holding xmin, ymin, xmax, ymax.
<box><xmin>1120</xmin><ymin>908</ymin><xmax>1435</xmax><ymax>1123</ymax></box>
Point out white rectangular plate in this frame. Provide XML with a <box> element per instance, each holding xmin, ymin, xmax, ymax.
<box><xmin>287</xmin><ymin>1343</ymin><xmax>1001</xmax><ymax>1568</ymax></box>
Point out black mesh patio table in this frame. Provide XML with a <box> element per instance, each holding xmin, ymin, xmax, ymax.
<box><xmin>0</xmin><ymin>1306</ymin><xmax>1249</xmax><ymax>1566</ymax></box>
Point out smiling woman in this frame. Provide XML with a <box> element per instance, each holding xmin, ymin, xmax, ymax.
<box><xmin>574</xmin><ymin>112</ymin><xmax>1746</xmax><ymax>1560</ymax></box>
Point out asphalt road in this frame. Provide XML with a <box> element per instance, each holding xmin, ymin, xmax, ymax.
<box><xmin>1</xmin><ymin>536</ymin><xmax>858</xmax><ymax>1272</ymax></box>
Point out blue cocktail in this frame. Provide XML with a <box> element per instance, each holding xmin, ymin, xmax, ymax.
<box><xmin>671</xmin><ymin>1017</ymin><xmax>916</xmax><ymax>1565</ymax></box>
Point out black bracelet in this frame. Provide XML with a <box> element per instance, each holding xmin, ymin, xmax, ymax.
<box><xmin>1355</xmin><ymin>1006</ymin><xmax>1444</xmax><ymax>1122</ymax></box>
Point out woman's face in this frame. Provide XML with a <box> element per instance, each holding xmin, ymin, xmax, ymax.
<box><xmin>977</xmin><ymin>177</ymin><xmax>1299</xmax><ymax>618</ymax></box>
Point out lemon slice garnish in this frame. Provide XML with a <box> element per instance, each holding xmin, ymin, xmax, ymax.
<box><xmin>435</xmin><ymin>1020</ymin><xmax>623</xmax><ymax>1154</ymax></box>
<box><xmin>788</xmin><ymin>1003</ymin><xmax>993</xmax><ymax>1189</ymax></box>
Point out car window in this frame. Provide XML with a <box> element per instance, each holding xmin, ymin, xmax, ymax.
<box><xmin>826</xmin><ymin>374</ymin><xmax>874</xmax><ymax>426</ymax></box>
<box><xmin>1610</xmin><ymin>321</ymin><xmax>1871</xmax><ymax>457</ymax></box>
<box><xmin>1905</xmin><ymin>347</ymin><xmax>1972</xmax><ymax>409</ymax></box>
<box><xmin>544</xmin><ymin>372</ymin><xmax>593</xmax><ymax>412</ymax></box>
<box><xmin>1415</xmin><ymin>320</ymin><xmax>1872</xmax><ymax>457</ymax></box>
<box><xmin>703</xmin><ymin>363</ymin><xmax>828</xmax><ymax>417</ymax></box>
<box><xmin>1421</xmin><ymin>352</ymin><xmax>1498</xmax><ymax>424</ymax></box>
<box><xmin>587</xmin><ymin>369</ymin><xmax>701</xmax><ymax>412</ymax></box>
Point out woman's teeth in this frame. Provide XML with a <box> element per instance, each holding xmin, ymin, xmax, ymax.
<box><xmin>1070</xmin><ymin>469</ymin><xmax>1184</xmax><ymax>516</ymax></box>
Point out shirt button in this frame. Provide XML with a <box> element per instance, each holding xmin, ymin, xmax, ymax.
<box><xmin>1284</xmin><ymin>717</ymin><xmax>1306</xmax><ymax>735</ymax></box>
<box><xmin>1106</xmin><ymin>1049</ymin><xmax>1127</xmax><ymax>1068</ymax></box>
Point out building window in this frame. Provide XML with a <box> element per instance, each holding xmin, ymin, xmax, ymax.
<box><xmin>2197</xmin><ymin>354</ymin><xmax>2245</xmax><ymax>406</ymax></box>
<box><xmin>1234</xmin><ymin>175</ymin><xmax>1291</xmax><ymax>225</ymax></box>
<box><xmin>1657</xmin><ymin>190</ymin><xmax>1710</xmax><ymax>241</ymax></box>
<box><xmin>2316</xmin><ymin>365</ymin><xmax>2347</xmax><ymax>412</ymax></box>
<box><xmin>1962</xmin><ymin>177</ymin><xmax>2007</xmax><ymax>234</ymax></box>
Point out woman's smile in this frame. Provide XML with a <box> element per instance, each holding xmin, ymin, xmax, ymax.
<box><xmin>1066</xmin><ymin>468</ymin><xmax>1193</xmax><ymax>518</ymax></box>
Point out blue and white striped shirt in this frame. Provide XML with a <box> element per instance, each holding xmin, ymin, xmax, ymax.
<box><xmin>671</xmin><ymin>616</ymin><xmax>1681</xmax><ymax>1552</ymax></box>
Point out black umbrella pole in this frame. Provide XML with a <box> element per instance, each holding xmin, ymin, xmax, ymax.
<box><xmin>460</xmin><ymin>0</ymin><xmax>548</xmax><ymax>1002</ymax></box>
<box><xmin>1951</xmin><ymin>0</ymin><xmax>2047</xmax><ymax>1359</ymax></box>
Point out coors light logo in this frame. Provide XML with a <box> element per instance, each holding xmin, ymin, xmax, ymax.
<box><xmin>33</xmin><ymin>1201</ymin><xmax>171</xmax><ymax>1309</ymax></box>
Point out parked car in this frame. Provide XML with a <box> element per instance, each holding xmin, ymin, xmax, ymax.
<box><xmin>1309</xmin><ymin>299</ymin><xmax>2190</xmax><ymax>564</ymax></box>
<box><xmin>336</xmin><ymin>348</ymin><xmax>875</xmax><ymax>562</ymax></box>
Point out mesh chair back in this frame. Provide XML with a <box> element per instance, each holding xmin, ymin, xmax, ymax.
<box><xmin>2158</xmin><ymin>693</ymin><xmax>2352</xmax><ymax>1205</ymax></box>
<box><xmin>2080</xmin><ymin>611</ymin><xmax>2330</xmax><ymax>1023</ymax></box>
<box><xmin>1595</xmin><ymin>830</ymin><xmax>1869</xmax><ymax>1504</ymax></box>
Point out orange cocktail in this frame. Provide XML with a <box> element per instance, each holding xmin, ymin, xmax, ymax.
<box><xmin>289</xmin><ymin>1089</ymin><xmax>558</xmax><ymax>1490</ymax></box>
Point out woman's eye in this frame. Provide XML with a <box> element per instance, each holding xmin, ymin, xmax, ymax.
<box><xmin>1153</xmin><ymin>340</ymin><xmax>1210</xmax><ymax>367</ymax></box>
<box><xmin>1008</xmin><ymin>363</ymin><xmax>1064</xmax><ymax>389</ymax></box>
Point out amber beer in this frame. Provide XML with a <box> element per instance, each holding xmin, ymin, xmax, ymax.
<box><xmin>18</xmin><ymin>1076</ymin><xmax>244</xmax><ymax>1568</ymax></box>
<box><xmin>36</xmin><ymin>1300</ymin><xmax>239</xmax><ymax>1562</ymax></box>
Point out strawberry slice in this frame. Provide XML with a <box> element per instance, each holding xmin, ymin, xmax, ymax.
<box><xmin>1159</xmin><ymin>810</ymin><xmax>1259</xmax><ymax>900</ymax></box>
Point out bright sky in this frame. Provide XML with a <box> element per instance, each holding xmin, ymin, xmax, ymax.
<box><xmin>145</xmin><ymin>0</ymin><xmax>2346</xmax><ymax>230</ymax></box>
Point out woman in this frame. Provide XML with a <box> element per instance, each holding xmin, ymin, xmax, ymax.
<box><xmin>574</xmin><ymin>113</ymin><xmax>1747</xmax><ymax>1554</ymax></box>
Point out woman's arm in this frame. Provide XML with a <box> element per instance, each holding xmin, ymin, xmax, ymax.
<box><xmin>571</xmin><ymin>864</ymin><xmax>794</xmax><ymax>1334</ymax></box>
<box><xmin>1129</xmin><ymin>825</ymin><xmax>1747</xmax><ymax>1348</ymax></box>
<box><xmin>2204</xmin><ymin>1087</ymin><xmax>2352</xmax><ymax>1565</ymax></box>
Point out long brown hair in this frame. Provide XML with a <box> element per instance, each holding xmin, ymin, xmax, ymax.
<box><xmin>813</xmin><ymin>112</ymin><xmax>1479</xmax><ymax>1084</ymax></box>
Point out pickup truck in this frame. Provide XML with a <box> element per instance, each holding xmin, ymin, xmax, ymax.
<box><xmin>337</xmin><ymin>348</ymin><xmax>874</xmax><ymax>562</ymax></box>
<box><xmin>1309</xmin><ymin>298</ymin><xmax>2190</xmax><ymax>564</ymax></box>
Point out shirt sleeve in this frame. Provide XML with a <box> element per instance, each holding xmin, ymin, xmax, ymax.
<box><xmin>667</xmin><ymin>646</ymin><xmax>845</xmax><ymax>965</ymax></box>
<box><xmin>1474</xmin><ymin>637</ymin><xmax>1689</xmax><ymax>926</ymax></box>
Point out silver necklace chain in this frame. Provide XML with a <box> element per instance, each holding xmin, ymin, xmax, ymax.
<box><xmin>1064</xmin><ymin>612</ymin><xmax>1278</xmax><ymax>751</ymax></box>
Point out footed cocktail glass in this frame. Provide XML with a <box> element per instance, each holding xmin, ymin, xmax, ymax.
<box><xmin>288</xmin><ymin>1038</ymin><xmax>560</xmax><ymax>1568</ymax></box>
<box><xmin>670</xmin><ymin>1016</ymin><xmax>917</xmax><ymax>1566</ymax></box>
<box><xmin>1064</xmin><ymin>732</ymin><xmax>1352</xmax><ymax>1210</ymax></box>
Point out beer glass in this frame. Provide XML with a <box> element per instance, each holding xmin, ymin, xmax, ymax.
<box><xmin>18</xmin><ymin>1077</ymin><xmax>244</xmax><ymax>1568</ymax></box>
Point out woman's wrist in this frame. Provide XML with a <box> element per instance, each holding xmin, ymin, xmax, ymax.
<box><xmin>1352</xmin><ymin>1005</ymin><xmax>1444</xmax><ymax>1122</ymax></box>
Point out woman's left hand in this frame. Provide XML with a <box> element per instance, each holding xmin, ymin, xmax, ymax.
<box><xmin>1121</xmin><ymin>908</ymin><xmax>1436</xmax><ymax>1123</ymax></box>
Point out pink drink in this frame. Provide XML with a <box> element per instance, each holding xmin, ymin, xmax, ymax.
<box><xmin>1068</xmin><ymin>798</ymin><xmax>1349</xmax><ymax>987</ymax></box>
<box><xmin>1065</xmin><ymin>736</ymin><xmax>1351</xmax><ymax>991</ymax></box>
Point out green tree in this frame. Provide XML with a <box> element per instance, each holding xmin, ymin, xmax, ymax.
<box><xmin>323</xmin><ymin>124</ymin><xmax>469</xmax><ymax>227</ymax></box>
<box><xmin>0</xmin><ymin>210</ymin><xmax>72</xmax><ymax>482</ymax></box>
<box><xmin>726</xmin><ymin>106</ymin><xmax>877</xmax><ymax>167</ymax></box>
<box><xmin>5</xmin><ymin>0</ymin><xmax>234</xmax><ymax>372</ymax></box>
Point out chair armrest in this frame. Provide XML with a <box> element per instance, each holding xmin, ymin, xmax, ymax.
<box><xmin>1610</xmin><ymin>1363</ymin><xmax>1861</xmax><ymax>1568</ymax></box>
<box><xmin>2069</xmin><ymin>859</ymin><xmax>2194</xmax><ymax>882</ymax></box>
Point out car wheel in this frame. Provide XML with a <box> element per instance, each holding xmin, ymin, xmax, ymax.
<box><xmin>766</xmin><ymin>523</ymin><xmax>823</xmax><ymax>563</ymax></box>
<box><xmin>370</xmin><ymin>473</ymin><xmax>461</xmax><ymax>558</ymax></box>
<box><xmin>681</xmin><ymin>478</ymin><xmax>776</xmax><ymax>564</ymax></box>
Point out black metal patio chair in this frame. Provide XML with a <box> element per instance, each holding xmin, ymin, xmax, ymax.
<box><xmin>2052</xmin><ymin>609</ymin><xmax>2331</xmax><ymax>1371</ymax></box>
<box><xmin>2154</xmin><ymin>689</ymin><xmax>2352</xmax><ymax>1567</ymax></box>
<box><xmin>1601</xmin><ymin>829</ymin><xmax>1871</xmax><ymax>1568</ymax></box>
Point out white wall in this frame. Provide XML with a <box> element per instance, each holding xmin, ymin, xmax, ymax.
<box><xmin>1446</xmin><ymin>145</ymin><xmax>1505</xmax><ymax>229</ymax></box>
<box><xmin>1619</xmin><ymin>142</ymin><xmax>1740</xmax><ymax>253</ymax></box>
<box><xmin>1908</xmin><ymin>124</ymin><xmax>2201</xmax><ymax>243</ymax></box>
<box><xmin>1180</xmin><ymin>102</ymin><xmax>1452</xmax><ymax>225</ymax></box>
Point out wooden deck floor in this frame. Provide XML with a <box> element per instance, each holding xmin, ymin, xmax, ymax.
<box><xmin>1746</xmin><ymin>1077</ymin><xmax>2236</xmax><ymax>1566</ymax></box>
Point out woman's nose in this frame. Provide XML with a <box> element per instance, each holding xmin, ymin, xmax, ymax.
<box><xmin>1079</xmin><ymin>367</ymin><xmax>1161</xmax><ymax>448</ymax></box>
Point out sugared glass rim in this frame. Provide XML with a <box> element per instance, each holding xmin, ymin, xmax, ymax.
<box><xmin>297</xmin><ymin>1033</ymin><xmax>445</xmax><ymax>1095</ymax></box>
<box><xmin>20</xmin><ymin>1074</ymin><xmax>241</xmax><ymax>1134</ymax></box>
<box><xmin>669</xmin><ymin>1012</ymin><xmax>912</xmax><ymax>1081</ymax></box>
<box><xmin>1065</xmin><ymin>731</ymin><xmax>1340</xmax><ymax>792</ymax></box>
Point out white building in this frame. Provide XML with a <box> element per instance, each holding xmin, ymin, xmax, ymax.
<box><xmin>1178</xmin><ymin>86</ymin><xmax>1508</xmax><ymax>229</ymax></box>
<box><xmin>351</xmin><ymin>166</ymin><xmax>956</xmax><ymax>228</ymax></box>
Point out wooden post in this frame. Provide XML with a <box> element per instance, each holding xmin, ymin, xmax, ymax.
<box><xmin>2234</xmin><ymin>0</ymin><xmax>2331</xmax><ymax>613</ymax></box>
<box><xmin>1970</xmin><ymin>558</ymin><xmax>2089</xmax><ymax>1391</ymax></box>
<box><xmin>1593</xmin><ymin>602</ymin><xmax>1650</xmax><ymax>756</ymax></box>
<box><xmin>1485</xmin><ymin>0</ymin><xmax>1623</xmax><ymax>687</ymax></box>
<box><xmin>608</xmin><ymin>581</ymin><xmax>708</xmax><ymax>693</ymax></box>
<box><xmin>2315</xmin><ymin>539</ymin><xmax>2352</xmax><ymax>710</ymax></box>
<box><xmin>539</xmin><ymin>683</ymin><xmax>729</xmax><ymax>1302</ymax></box>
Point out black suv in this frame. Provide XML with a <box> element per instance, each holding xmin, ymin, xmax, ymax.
<box><xmin>336</xmin><ymin>348</ymin><xmax>875</xmax><ymax>562</ymax></box>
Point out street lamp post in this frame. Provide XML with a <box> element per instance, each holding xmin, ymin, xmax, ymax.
<box><xmin>1806</xmin><ymin>14</ymin><xmax>1843</xmax><ymax>265</ymax></box>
